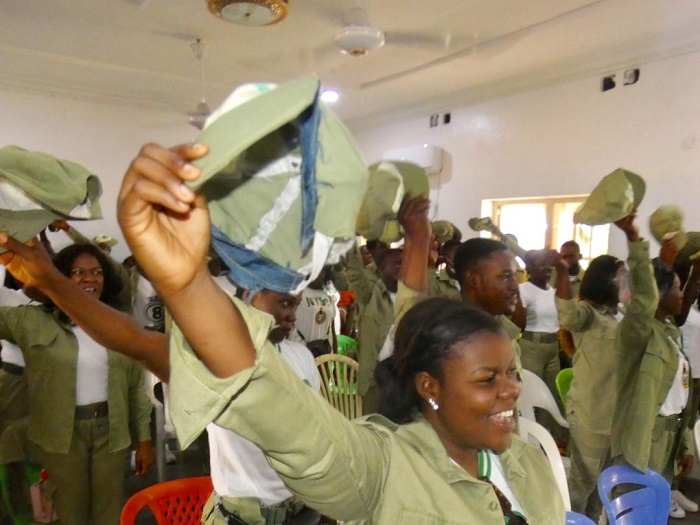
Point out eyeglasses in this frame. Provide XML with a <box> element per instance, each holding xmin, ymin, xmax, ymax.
<box><xmin>69</xmin><ymin>267</ymin><xmax>104</xmax><ymax>279</ymax></box>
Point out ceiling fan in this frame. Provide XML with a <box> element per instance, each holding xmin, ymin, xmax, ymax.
<box><xmin>330</xmin><ymin>4</ymin><xmax>453</xmax><ymax>57</ymax></box>
<box><xmin>188</xmin><ymin>39</ymin><xmax>211</xmax><ymax>130</ymax></box>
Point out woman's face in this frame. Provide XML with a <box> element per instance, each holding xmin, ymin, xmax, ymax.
<box><xmin>427</xmin><ymin>331</ymin><xmax>520</xmax><ymax>455</ymax></box>
<box><xmin>69</xmin><ymin>253</ymin><xmax>105</xmax><ymax>299</ymax></box>
<box><xmin>660</xmin><ymin>274</ymin><xmax>683</xmax><ymax>316</ymax></box>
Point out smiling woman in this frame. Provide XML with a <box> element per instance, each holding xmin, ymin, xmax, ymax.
<box><xmin>0</xmin><ymin>242</ymin><xmax>154</xmax><ymax>525</ymax></box>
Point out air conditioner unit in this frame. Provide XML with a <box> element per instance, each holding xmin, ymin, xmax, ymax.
<box><xmin>382</xmin><ymin>144</ymin><xmax>444</xmax><ymax>175</ymax></box>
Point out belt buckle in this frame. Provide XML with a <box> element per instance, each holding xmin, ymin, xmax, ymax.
<box><xmin>92</xmin><ymin>407</ymin><xmax>100</xmax><ymax>419</ymax></box>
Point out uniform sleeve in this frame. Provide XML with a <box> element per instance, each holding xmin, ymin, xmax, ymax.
<box><xmin>127</xmin><ymin>362</ymin><xmax>152</xmax><ymax>443</ymax></box>
<box><xmin>168</xmin><ymin>296</ymin><xmax>389</xmax><ymax>521</ymax></box>
<box><xmin>344</xmin><ymin>244</ymin><xmax>379</xmax><ymax>306</ymax></box>
<box><xmin>556</xmin><ymin>297</ymin><xmax>595</xmax><ymax>332</ymax></box>
<box><xmin>618</xmin><ymin>240</ymin><xmax>657</xmax><ymax>354</ymax></box>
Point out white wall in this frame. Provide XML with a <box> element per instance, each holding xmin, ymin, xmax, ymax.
<box><xmin>3</xmin><ymin>50</ymin><xmax>700</xmax><ymax>262</ymax></box>
<box><xmin>0</xmin><ymin>90</ymin><xmax>196</xmax><ymax>261</ymax></box>
<box><xmin>350</xmin><ymin>51</ymin><xmax>700</xmax><ymax>259</ymax></box>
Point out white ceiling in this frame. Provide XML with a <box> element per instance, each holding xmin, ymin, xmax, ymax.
<box><xmin>3</xmin><ymin>0</ymin><xmax>700</xmax><ymax>129</ymax></box>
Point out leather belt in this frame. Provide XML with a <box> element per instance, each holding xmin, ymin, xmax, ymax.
<box><xmin>1</xmin><ymin>362</ymin><xmax>25</xmax><ymax>376</ymax></box>
<box><xmin>521</xmin><ymin>331</ymin><xmax>559</xmax><ymax>344</ymax></box>
<box><xmin>74</xmin><ymin>401</ymin><xmax>109</xmax><ymax>420</ymax></box>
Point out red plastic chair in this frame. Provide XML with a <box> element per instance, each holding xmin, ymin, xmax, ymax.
<box><xmin>120</xmin><ymin>476</ymin><xmax>213</xmax><ymax>525</ymax></box>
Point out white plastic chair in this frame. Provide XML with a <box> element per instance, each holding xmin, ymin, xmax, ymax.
<box><xmin>694</xmin><ymin>419</ymin><xmax>700</xmax><ymax>458</ymax></box>
<box><xmin>519</xmin><ymin>417</ymin><xmax>571</xmax><ymax>511</ymax></box>
<box><xmin>519</xmin><ymin>369</ymin><xmax>569</xmax><ymax>429</ymax></box>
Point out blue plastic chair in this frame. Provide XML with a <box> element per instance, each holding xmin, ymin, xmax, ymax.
<box><xmin>566</xmin><ymin>511</ymin><xmax>596</xmax><ymax>524</ymax></box>
<box><xmin>597</xmin><ymin>465</ymin><xmax>670</xmax><ymax>525</ymax></box>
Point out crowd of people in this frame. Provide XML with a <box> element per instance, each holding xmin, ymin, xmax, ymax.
<box><xmin>0</xmin><ymin>77</ymin><xmax>699</xmax><ymax>525</ymax></box>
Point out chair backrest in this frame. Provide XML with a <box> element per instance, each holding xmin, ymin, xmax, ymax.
<box><xmin>596</xmin><ymin>465</ymin><xmax>670</xmax><ymax>525</ymax></box>
<box><xmin>519</xmin><ymin>369</ymin><xmax>569</xmax><ymax>428</ymax></box>
<box><xmin>566</xmin><ymin>511</ymin><xmax>596</xmax><ymax>524</ymax></box>
<box><xmin>518</xmin><ymin>417</ymin><xmax>571</xmax><ymax>511</ymax></box>
<box><xmin>555</xmin><ymin>368</ymin><xmax>573</xmax><ymax>410</ymax></box>
<box><xmin>315</xmin><ymin>354</ymin><xmax>362</xmax><ymax>420</ymax></box>
<box><xmin>120</xmin><ymin>476</ymin><xmax>213</xmax><ymax>525</ymax></box>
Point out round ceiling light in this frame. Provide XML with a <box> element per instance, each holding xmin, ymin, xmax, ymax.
<box><xmin>207</xmin><ymin>0</ymin><xmax>289</xmax><ymax>26</ymax></box>
<box><xmin>334</xmin><ymin>25</ymin><xmax>385</xmax><ymax>56</ymax></box>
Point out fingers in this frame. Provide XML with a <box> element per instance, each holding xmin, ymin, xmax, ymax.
<box><xmin>119</xmin><ymin>143</ymin><xmax>209</xmax><ymax>214</ymax></box>
<box><xmin>0</xmin><ymin>232</ymin><xmax>35</xmax><ymax>257</ymax></box>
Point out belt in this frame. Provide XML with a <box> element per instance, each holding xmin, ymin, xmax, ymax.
<box><xmin>74</xmin><ymin>401</ymin><xmax>109</xmax><ymax>420</ymax></box>
<box><xmin>655</xmin><ymin>413</ymin><xmax>683</xmax><ymax>432</ymax></box>
<box><xmin>1</xmin><ymin>362</ymin><xmax>24</xmax><ymax>376</ymax></box>
<box><xmin>216</xmin><ymin>495</ymin><xmax>310</xmax><ymax>525</ymax></box>
<box><xmin>521</xmin><ymin>331</ymin><xmax>559</xmax><ymax>344</ymax></box>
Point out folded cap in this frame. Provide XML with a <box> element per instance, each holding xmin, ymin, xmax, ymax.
<box><xmin>431</xmin><ymin>220</ymin><xmax>462</xmax><ymax>244</ymax></box>
<box><xmin>675</xmin><ymin>231</ymin><xmax>700</xmax><ymax>264</ymax></box>
<box><xmin>191</xmin><ymin>75</ymin><xmax>368</xmax><ymax>294</ymax></box>
<box><xmin>650</xmin><ymin>205</ymin><xmax>688</xmax><ymax>250</ymax></box>
<box><xmin>574</xmin><ymin>168</ymin><xmax>646</xmax><ymax>225</ymax></box>
<box><xmin>93</xmin><ymin>234</ymin><xmax>118</xmax><ymax>248</ymax></box>
<box><xmin>0</xmin><ymin>146</ymin><xmax>102</xmax><ymax>251</ymax></box>
<box><xmin>356</xmin><ymin>161</ymin><xmax>429</xmax><ymax>243</ymax></box>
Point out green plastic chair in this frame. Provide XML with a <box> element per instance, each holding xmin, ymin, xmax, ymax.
<box><xmin>556</xmin><ymin>368</ymin><xmax>573</xmax><ymax>411</ymax></box>
<box><xmin>336</xmin><ymin>334</ymin><xmax>359</xmax><ymax>359</ymax></box>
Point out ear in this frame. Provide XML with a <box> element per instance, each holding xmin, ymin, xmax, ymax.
<box><xmin>464</xmin><ymin>269</ymin><xmax>480</xmax><ymax>290</ymax></box>
<box><xmin>415</xmin><ymin>371</ymin><xmax>441</xmax><ymax>405</ymax></box>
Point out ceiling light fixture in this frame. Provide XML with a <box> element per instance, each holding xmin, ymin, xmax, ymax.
<box><xmin>334</xmin><ymin>25</ymin><xmax>385</xmax><ymax>56</ymax></box>
<box><xmin>207</xmin><ymin>0</ymin><xmax>289</xmax><ymax>26</ymax></box>
<box><xmin>320</xmin><ymin>89</ymin><xmax>340</xmax><ymax>104</ymax></box>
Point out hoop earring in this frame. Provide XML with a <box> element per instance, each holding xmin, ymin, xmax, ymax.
<box><xmin>428</xmin><ymin>398</ymin><xmax>439</xmax><ymax>411</ymax></box>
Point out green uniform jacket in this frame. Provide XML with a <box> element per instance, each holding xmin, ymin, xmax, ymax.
<box><xmin>556</xmin><ymin>297</ymin><xmax>619</xmax><ymax>434</ymax></box>
<box><xmin>357</xmin><ymin>278</ymin><xmax>395</xmax><ymax>399</ymax></box>
<box><xmin>0</xmin><ymin>305</ymin><xmax>152</xmax><ymax>454</ymax></box>
<box><xmin>167</xmin><ymin>296</ymin><xmax>566</xmax><ymax>524</ymax></box>
<box><xmin>610</xmin><ymin>241</ymin><xmax>694</xmax><ymax>472</ymax></box>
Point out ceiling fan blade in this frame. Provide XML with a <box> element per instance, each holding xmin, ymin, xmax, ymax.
<box><xmin>385</xmin><ymin>31</ymin><xmax>454</xmax><ymax>51</ymax></box>
<box><xmin>124</xmin><ymin>0</ymin><xmax>152</xmax><ymax>10</ymax></box>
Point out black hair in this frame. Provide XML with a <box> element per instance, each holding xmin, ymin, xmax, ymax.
<box><xmin>375</xmin><ymin>297</ymin><xmax>505</xmax><ymax>424</ymax></box>
<box><xmin>453</xmin><ymin>238</ymin><xmax>509</xmax><ymax>289</ymax></box>
<box><xmin>523</xmin><ymin>249</ymin><xmax>544</xmax><ymax>269</ymax></box>
<box><xmin>560</xmin><ymin>240</ymin><xmax>581</xmax><ymax>252</ymax></box>
<box><xmin>652</xmin><ymin>258</ymin><xmax>677</xmax><ymax>299</ymax></box>
<box><xmin>578</xmin><ymin>255</ymin><xmax>623</xmax><ymax>305</ymax></box>
<box><xmin>440</xmin><ymin>239</ymin><xmax>461</xmax><ymax>258</ymax></box>
<box><xmin>53</xmin><ymin>243</ymin><xmax>123</xmax><ymax>308</ymax></box>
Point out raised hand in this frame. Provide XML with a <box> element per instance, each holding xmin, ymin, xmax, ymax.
<box><xmin>117</xmin><ymin>143</ymin><xmax>210</xmax><ymax>298</ymax></box>
<box><xmin>0</xmin><ymin>234</ymin><xmax>60</xmax><ymax>289</ymax></box>
<box><xmin>398</xmin><ymin>193</ymin><xmax>431</xmax><ymax>244</ymax></box>
<box><xmin>613</xmin><ymin>213</ymin><xmax>640</xmax><ymax>242</ymax></box>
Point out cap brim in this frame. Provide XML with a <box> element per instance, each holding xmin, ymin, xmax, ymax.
<box><xmin>191</xmin><ymin>76</ymin><xmax>320</xmax><ymax>189</ymax></box>
<box><xmin>0</xmin><ymin>208</ymin><xmax>59</xmax><ymax>254</ymax></box>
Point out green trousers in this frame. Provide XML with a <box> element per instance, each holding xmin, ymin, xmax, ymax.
<box><xmin>30</xmin><ymin>416</ymin><xmax>126</xmax><ymax>525</ymax></box>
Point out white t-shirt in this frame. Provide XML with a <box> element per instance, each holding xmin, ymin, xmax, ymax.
<box><xmin>290</xmin><ymin>287</ymin><xmax>336</xmax><ymax>346</ymax></box>
<box><xmin>131</xmin><ymin>274</ymin><xmax>165</xmax><ymax>331</ymax></box>
<box><xmin>681</xmin><ymin>306</ymin><xmax>700</xmax><ymax>379</ymax></box>
<box><xmin>208</xmin><ymin>339</ymin><xmax>320</xmax><ymax>503</ymax></box>
<box><xmin>73</xmin><ymin>326</ymin><xmax>109</xmax><ymax>405</ymax></box>
<box><xmin>659</xmin><ymin>334</ymin><xmax>690</xmax><ymax>416</ymax></box>
<box><xmin>519</xmin><ymin>282</ymin><xmax>559</xmax><ymax>333</ymax></box>
<box><xmin>0</xmin><ymin>287</ymin><xmax>33</xmax><ymax>367</ymax></box>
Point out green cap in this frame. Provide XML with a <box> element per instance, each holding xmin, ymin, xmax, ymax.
<box><xmin>190</xmin><ymin>75</ymin><xmax>368</xmax><ymax>291</ymax></box>
<box><xmin>356</xmin><ymin>161</ymin><xmax>429</xmax><ymax>243</ymax></box>
<box><xmin>675</xmin><ymin>231</ymin><xmax>700</xmax><ymax>264</ymax></box>
<box><xmin>574</xmin><ymin>168</ymin><xmax>646</xmax><ymax>225</ymax></box>
<box><xmin>431</xmin><ymin>220</ymin><xmax>462</xmax><ymax>243</ymax></box>
<box><xmin>0</xmin><ymin>146</ymin><xmax>102</xmax><ymax>251</ymax></box>
<box><xmin>650</xmin><ymin>204</ymin><xmax>688</xmax><ymax>250</ymax></box>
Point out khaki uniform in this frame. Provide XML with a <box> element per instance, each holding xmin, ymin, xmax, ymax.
<box><xmin>167</xmin><ymin>297</ymin><xmax>566</xmax><ymax>524</ymax></box>
<box><xmin>357</xmin><ymin>278</ymin><xmax>394</xmax><ymax>414</ymax></box>
<box><xmin>611</xmin><ymin>241</ymin><xmax>695</xmax><ymax>480</ymax></box>
<box><xmin>556</xmin><ymin>296</ymin><xmax>618</xmax><ymax>515</ymax></box>
<box><xmin>0</xmin><ymin>305</ymin><xmax>152</xmax><ymax>525</ymax></box>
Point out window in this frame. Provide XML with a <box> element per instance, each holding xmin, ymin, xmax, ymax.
<box><xmin>486</xmin><ymin>196</ymin><xmax>609</xmax><ymax>269</ymax></box>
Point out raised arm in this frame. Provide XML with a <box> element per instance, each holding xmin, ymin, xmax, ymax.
<box><xmin>0</xmin><ymin>234</ymin><xmax>170</xmax><ymax>381</ymax></box>
<box><xmin>117</xmin><ymin>143</ymin><xmax>256</xmax><ymax>378</ymax></box>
